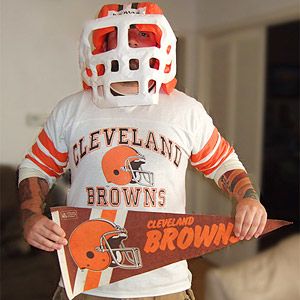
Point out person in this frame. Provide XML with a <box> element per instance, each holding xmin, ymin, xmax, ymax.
<box><xmin>18</xmin><ymin>2</ymin><xmax>267</xmax><ymax>300</ymax></box>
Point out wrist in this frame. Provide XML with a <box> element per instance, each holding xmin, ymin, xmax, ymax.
<box><xmin>235</xmin><ymin>190</ymin><xmax>260</xmax><ymax>203</ymax></box>
<box><xmin>21</xmin><ymin>210</ymin><xmax>41</xmax><ymax>226</ymax></box>
<box><xmin>243</xmin><ymin>188</ymin><xmax>259</xmax><ymax>201</ymax></box>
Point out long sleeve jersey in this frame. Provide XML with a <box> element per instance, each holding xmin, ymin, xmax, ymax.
<box><xmin>19</xmin><ymin>89</ymin><xmax>244</xmax><ymax>298</ymax></box>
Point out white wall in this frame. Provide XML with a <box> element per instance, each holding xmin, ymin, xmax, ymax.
<box><xmin>1</xmin><ymin>0</ymin><xmax>104</xmax><ymax>164</ymax></box>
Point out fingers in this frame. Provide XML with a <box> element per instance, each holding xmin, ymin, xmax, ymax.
<box><xmin>235</xmin><ymin>208</ymin><xmax>257</xmax><ymax>239</ymax></box>
<box><xmin>243</xmin><ymin>211</ymin><xmax>261</xmax><ymax>240</ymax></box>
<box><xmin>24</xmin><ymin>215</ymin><xmax>68</xmax><ymax>251</ymax></box>
<box><xmin>30</xmin><ymin>240</ymin><xmax>55</xmax><ymax>252</ymax></box>
<box><xmin>234</xmin><ymin>207</ymin><xmax>247</xmax><ymax>238</ymax></box>
<box><xmin>30</xmin><ymin>234</ymin><xmax>63</xmax><ymax>251</ymax></box>
<box><xmin>39</xmin><ymin>225</ymin><xmax>68</xmax><ymax>246</ymax></box>
<box><xmin>44</xmin><ymin>218</ymin><xmax>66</xmax><ymax>238</ymax></box>
<box><xmin>234</xmin><ymin>199</ymin><xmax>267</xmax><ymax>240</ymax></box>
<box><xmin>255</xmin><ymin>211</ymin><xmax>267</xmax><ymax>238</ymax></box>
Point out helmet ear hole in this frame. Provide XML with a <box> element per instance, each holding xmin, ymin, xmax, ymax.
<box><xmin>86</xmin><ymin>251</ymin><xmax>94</xmax><ymax>259</ymax></box>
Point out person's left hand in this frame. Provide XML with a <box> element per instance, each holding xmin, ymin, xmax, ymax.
<box><xmin>234</xmin><ymin>198</ymin><xmax>267</xmax><ymax>240</ymax></box>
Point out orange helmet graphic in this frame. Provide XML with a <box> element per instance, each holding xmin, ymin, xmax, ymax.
<box><xmin>69</xmin><ymin>219</ymin><xmax>142</xmax><ymax>271</ymax></box>
<box><xmin>102</xmin><ymin>146</ymin><xmax>154</xmax><ymax>186</ymax></box>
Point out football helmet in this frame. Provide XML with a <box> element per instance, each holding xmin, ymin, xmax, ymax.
<box><xmin>102</xmin><ymin>146</ymin><xmax>154</xmax><ymax>186</ymax></box>
<box><xmin>79</xmin><ymin>2</ymin><xmax>177</xmax><ymax>108</ymax></box>
<box><xmin>69</xmin><ymin>219</ymin><xmax>142</xmax><ymax>271</ymax></box>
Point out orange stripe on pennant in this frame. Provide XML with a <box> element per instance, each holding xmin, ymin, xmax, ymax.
<box><xmin>84</xmin><ymin>271</ymin><xmax>102</xmax><ymax>292</ymax></box>
<box><xmin>101</xmin><ymin>210</ymin><xmax>117</xmax><ymax>222</ymax></box>
<box><xmin>38</xmin><ymin>129</ymin><xmax>68</xmax><ymax>163</ymax></box>
<box><xmin>83</xmin><ymin>210</ymin><xmax>117</xmax><ymax>292</ymax></box>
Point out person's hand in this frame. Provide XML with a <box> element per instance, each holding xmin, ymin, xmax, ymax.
<box><xmin>23</xmin><ymin>214</ymin><xmax>68</xmax><ymax>251</ymax></box>
<box><xmin>234</xmin><ymin>198</ymin><xmax>267</xmax><ymax>240</ymax></box>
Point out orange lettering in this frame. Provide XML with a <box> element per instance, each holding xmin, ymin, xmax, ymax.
<box><xmin>147</xmin><ymin>220</ymin><xmax>155</xmax><ymax>229</ymax></box>
<box><xmin>177</xmin><ymin>227</ymin><xmax>194</xmax><ymax>250</ymax></box>
<box><xmin>160</xmin><ymin>227</ymin><xmax>178</xmax><ymax>251</ymax></box>
<box><xmin>144</xmin><ymin>230</ymin><xmax>162</xmax><ymax>253</ymax></box>
<box><xmin>214</xmin><ymin>222</ymin><xmax>234</xmax><ymax>246</ymax></box>
<box><xmin>194</xmin><ymin>224</ymin><xmax>218</xmax><ymax>248</ymax></box>
<box><xmin>229</xmin><ymin>235</ymin><xmax>240</xmax><ymax>244</ymax></box>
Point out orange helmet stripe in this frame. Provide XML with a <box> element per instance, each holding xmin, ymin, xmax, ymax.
<box><xmin>83</xmin><ymin>210</ymin><xmax>117</xmax><ymax>291</ymax></box>
<box><xmin>84</xmin><ymin>271</ymin><xmax>102</xmax><ymax>292</ymax></box>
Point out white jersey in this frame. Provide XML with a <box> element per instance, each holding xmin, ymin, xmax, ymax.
<box><xmin>19</xmin><ymin>89</ymin><xmax>244</xmax><ymax>298</ymax></box>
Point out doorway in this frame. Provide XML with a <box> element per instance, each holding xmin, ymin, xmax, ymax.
<box><xmin>260</xmin><ymin>20</ymin><xmax>300</xmax><ymax>250</ymax></box>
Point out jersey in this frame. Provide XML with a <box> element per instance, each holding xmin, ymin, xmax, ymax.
<box><xmin>19</xmin><ymin>88</ymin><xmax>244</xmax><ymax>298</ymax></box>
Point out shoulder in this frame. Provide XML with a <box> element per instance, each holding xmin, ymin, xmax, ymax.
<box><xmin>46</xmin><ymin>90</ymin><xmax>92</xmax><ymax>126</ymax></box>
<box><xmin>159</xmin><ymin>89</ymin><xmax>208</xmax><ymax>116</ymax></box>
<box><xmin>55</xmin><ymin>90</ymin><xmax>91</xmax><ymax>111</ymax></box>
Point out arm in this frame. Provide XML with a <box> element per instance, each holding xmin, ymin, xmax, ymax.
<box><xmin>19</xmin><ymin>177</ymin><xmax>67</xmax><ymax>251</ymax></box>
<box><xmin>218</xmin><ymin>169</ymin><xmax>267</xmax><ymax>240</ymax></box>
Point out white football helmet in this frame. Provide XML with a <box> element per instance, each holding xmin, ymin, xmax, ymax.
<box><xmin>79</xmin><ymin>2</ymin><xmax>177</xmax><ymax>108</ymax></box>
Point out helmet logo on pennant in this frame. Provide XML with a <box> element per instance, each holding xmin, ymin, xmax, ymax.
<box><xmin>69</xmin><ymin>219</ymin><xmax>142</xmax><ymax>271</ymax></box>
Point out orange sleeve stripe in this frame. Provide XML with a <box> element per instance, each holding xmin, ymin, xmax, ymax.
<box><xmin>193</xmin><ymin>137</ymin><xmax>230</xmax><ymax>170</ymax></box>
<box><xmin>83</xmin><ymin>210</ymin><xmax>117</xmax><ymax>291</ymax></box>
<box><xmin>38</xmin><ymin>129</ymin><xmax>68</xmax><ymax>163</ymax></box>
<box><xmin>201</xmin><ymin>147</ymin><xmax>234</xmax><ymax>175</ymax></box>
<box><xmin>32</xmin><ymin>143</ymin><xmax>65</xmax><ymax>174</ymax></box>
<box><xmin>190</xmin><ymin>128</ymin><xmax>219</xmax><ymax>163</ymax></box>
<box><xmin>194</xmin><ymin>137</ymin><xmax>234</xmax><ymax>175</ymax></box>
<box><xmin>25</xmin><ymin>154</ymin><xmax>59</xmax><ymax>178</ymax></box>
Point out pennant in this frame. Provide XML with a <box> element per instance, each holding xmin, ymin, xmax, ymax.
<box><xmin>51</xmin><ymin>206</ymin><xmax>291</xmax><ymax>299</ymax></box>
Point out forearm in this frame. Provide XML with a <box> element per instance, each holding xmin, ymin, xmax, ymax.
<box><xmin>218</xmin><ymin>169</ymin><xmax>266</xmax><ymax>239</ymax></box>
<box><xmin>218</xmin><ymin>169</ymin><xmax>259</xmax><ymax>202</ymax></box>
<box><xmin>18</xmin><ymin>177</ymin><xmax>49</xmax><ymax>224</ymax></box>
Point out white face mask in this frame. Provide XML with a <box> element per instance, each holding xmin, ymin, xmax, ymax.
<box><xmin>79</xmin><ymin>6</ymin><xmax>177</xmax><ymax>108</ymax></box>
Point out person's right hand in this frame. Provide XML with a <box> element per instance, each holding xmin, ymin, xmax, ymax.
<box><xmin>23</xmin><ymin>214</ymin><xmax>68</xmax><ymax>252</ymax></box>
